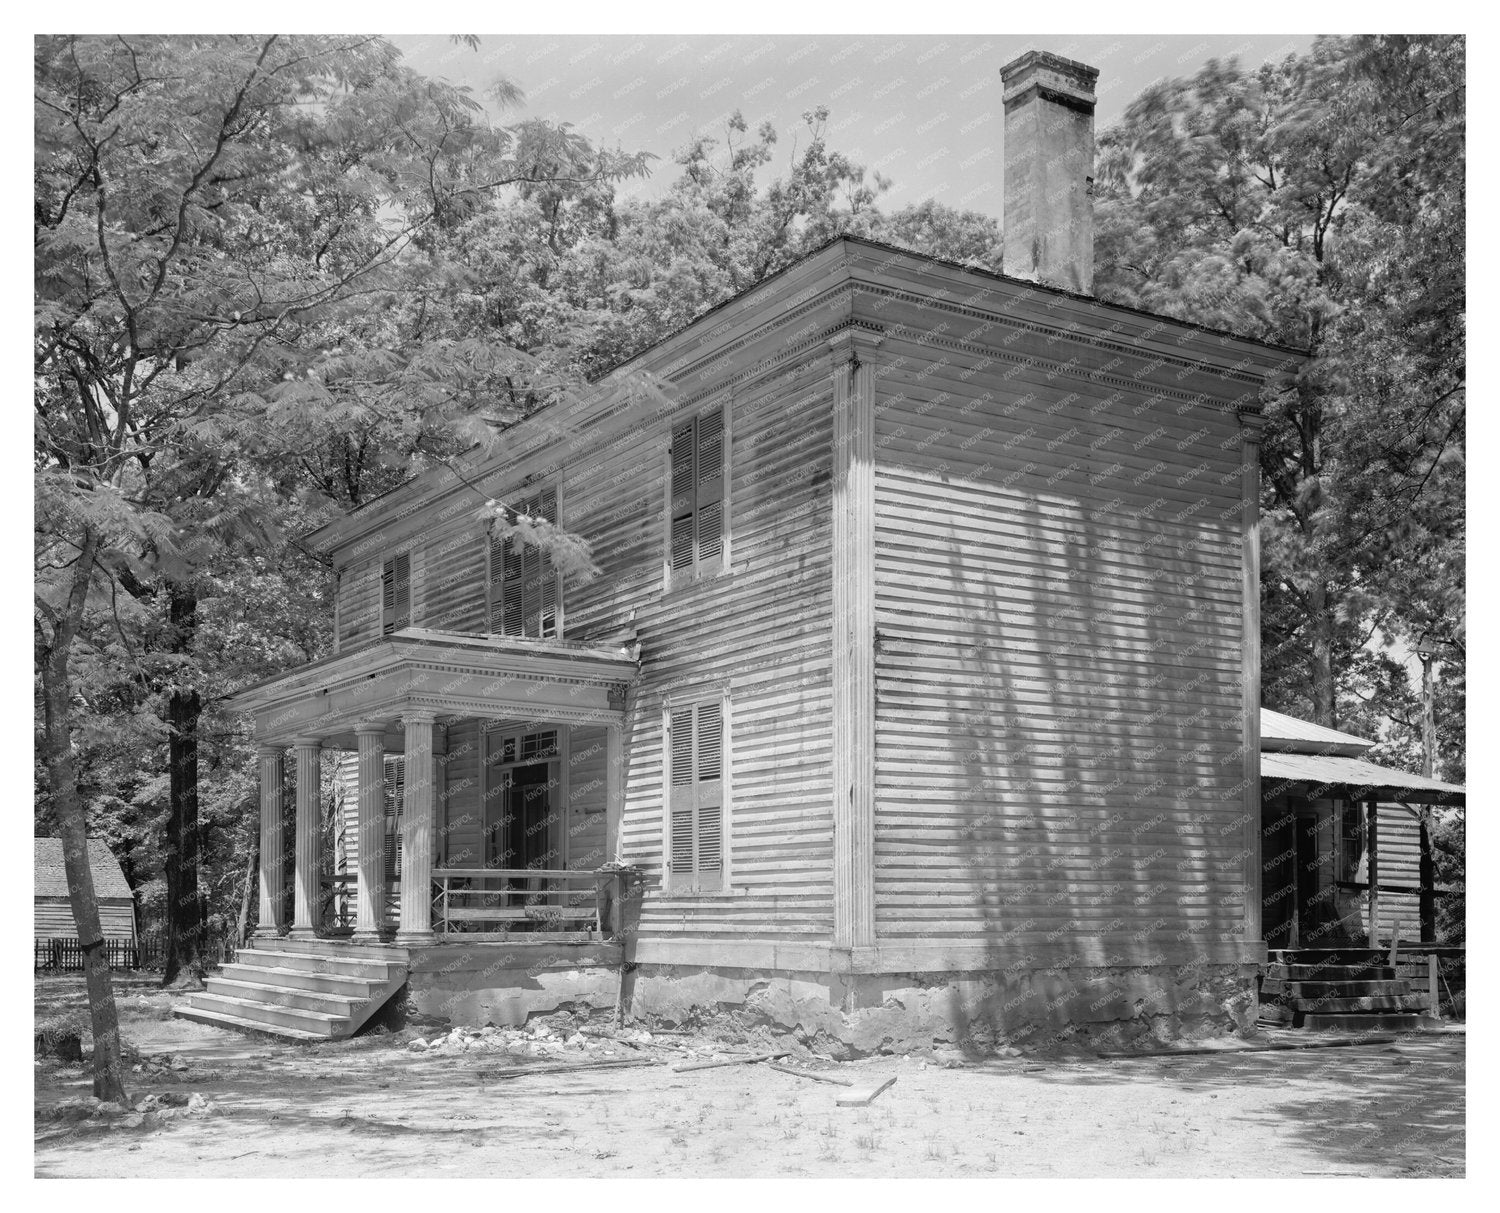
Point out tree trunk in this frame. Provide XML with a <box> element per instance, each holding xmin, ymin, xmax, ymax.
<box><xmin>1308</xmin><ymin>580</ymin><xmax>1336</xmax><ymax>727</ymax></box>
<box><xmin>162</xmin><ymin>582</ymin><xmax>204</xmax><ymax>987</ymax></box>
<box><xmin>236</xmin><ymin>834</ymin><xmax>259</xmax><ymax>947</ymax></box>
<box><xmin>37</xmin><ymin>529</ymin><xmax>128</xmax><ymax>1104</ymax></box>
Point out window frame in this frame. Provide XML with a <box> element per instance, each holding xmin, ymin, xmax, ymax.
<box><xmin>663</xmin><ymin>400</ymin><xmax>731</xmax><ymax>589</ymax></box>
<box><xmin>485</xmin><ymin>485</ymin><xmax>564</xmax><ymax>640</ymax></box>
<box><xmin>661</xmin><ymin>690</ymin><xmax>733</xmax><ymax>896</ymax></box>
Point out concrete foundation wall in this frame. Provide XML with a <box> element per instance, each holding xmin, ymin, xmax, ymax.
<box><xmin>624</xmin><ymin>962</ymin><xmax>1258</xmax><ymax>1056</ymax></box>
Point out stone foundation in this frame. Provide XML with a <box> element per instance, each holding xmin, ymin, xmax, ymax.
<box><xmin>623</xmin><ymin>962</ymin><xmax>1259</xmax><ymax>1056</ymax></box>
<box><xmin>404</xmin><ymin>940</ymin><xmax>621</xmax><ymax>1027</ymax></box>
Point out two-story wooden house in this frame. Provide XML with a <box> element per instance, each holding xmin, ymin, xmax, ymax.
<box><xmin>182</xmin><ymin>52</ymin><xmax>1305</xmax><ymax>1050</ymax></box>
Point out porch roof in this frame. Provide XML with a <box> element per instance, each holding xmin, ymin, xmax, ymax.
<box><xmin>1261</xmin><ymin>750</ymin><xmax>1465</xmax><ymax>805</ymax></box>
<box><xmin>228</xmin><ymin>627</ymin><xmax>638</xmax><ymax>745</ymax></box>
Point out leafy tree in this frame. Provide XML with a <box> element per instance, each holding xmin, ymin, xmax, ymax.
<box><xmin>1094</xmin><ymin>36</ymin><xmax>1464</xmax><ymax>750</ymax></box>
<box><xmin>34</xmin><ymin>33</ymin><xmax>647</xmax><ymax>1099</ymax></box>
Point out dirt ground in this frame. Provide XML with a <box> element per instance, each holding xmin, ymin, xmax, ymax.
<box><xmin>34</xmin><ymin>973</ymin><xmax>1465</xmax><ymax>1179</ymax></box>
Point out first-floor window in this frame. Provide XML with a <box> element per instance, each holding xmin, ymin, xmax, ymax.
<box><xmin>665</xmin><ymin>698</ymin><xmax>725</xmax><ymax>893</ymax></box>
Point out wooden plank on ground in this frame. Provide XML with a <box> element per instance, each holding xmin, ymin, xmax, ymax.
<box><xmin>767</xmin><ymin>1061</ymin><xmax>854</xmax><ymax>1087</ymax></box>
<box><xmin>835</xmin><ymin>1076</ymin><xmax>897</xmax><ymax>1107</ymax></box>
<box><xmin>672</xmin><ymin>1050</ymin><xmax>789</xmax><ymax>1073</ymax></box>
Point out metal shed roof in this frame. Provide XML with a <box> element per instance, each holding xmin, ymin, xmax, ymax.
<box><xmin>1261</xmin><ymin>751</ymin><xmax>1465</xmax><ymax>803</ymax></box>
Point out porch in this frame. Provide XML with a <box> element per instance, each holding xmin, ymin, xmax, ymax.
<box><xmin>176</xmin><ymin>628</ymin><xmax>638</xmax><ymax>1039</ymax></box>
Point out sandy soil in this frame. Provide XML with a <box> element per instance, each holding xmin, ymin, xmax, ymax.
<box><xmin>33</xmin><ymin>974</ymin><xmax>1465</xmax><ymax>1178</ymax></box>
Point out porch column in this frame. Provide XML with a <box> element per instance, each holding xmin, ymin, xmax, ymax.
<box><xmin>289</xmin><ymin>737</ymin><xmax>323</xmax><ymax>940</ymax></box>
<box><xmin>1365</xmin><ymin>798</ymin><xmax>1380</xmax><ymax>946</ymax></box>
<box><xmin>605</xmin><ymin>720</ymin><xmax>625</xmax><ymax>862</ymax></box>
<box><xmin>255</xmin><ymin>744</ymin><xmax>286</xmax><ymax>937</ymax></box>
<box><xmin>397</xmin><ymin>711</ymin><xmax>438</xmax><ymax>945</ymax></box>
<box><xmin>352</xmin><ymin>723</ymin><xmax>387</xmax><ymax>944</ymax></box>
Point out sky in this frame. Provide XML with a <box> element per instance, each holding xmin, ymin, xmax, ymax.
<box><xmin>392</xmin><ymin>33</ymin><xmax>1317</xmax><ymax>215</ymax></box>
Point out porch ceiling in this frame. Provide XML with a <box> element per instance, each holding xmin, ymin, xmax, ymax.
<box><xmin>229</xmin><ymin>627</ymin><xmax>638</xmax><ymax>744</ymax></box>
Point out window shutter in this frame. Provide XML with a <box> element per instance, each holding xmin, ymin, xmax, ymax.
<box><xmin>539</xmin><ymin>489</ymin><xmax>558</xmax><ymax>637</ymax></box>
<box><xmin>487</xmin><ymin>533</ymin><xmax>507</xmax><ymax>632</ymax></box>
<box><xmin>383</xmin><ymin>554</ymin><xmax>411</xmax><ymax>634</ymax></box>
<box><xmin>670</xmin><ymin>421</ymin><xmax>696</xmax><ymax>572</ymax></box>
<box><xmin>696</xmin><ymin>408</ymin><xmax>725</xmax><ymax>567</ymax></box>
<box><xmin>381</xmin><ymin>559</ymin><xmax>396</xmax><ymax>635</ymax></box>
<box><xmin>502</xmin><ymin>532</ymin><xmax>524</xmax><ymax>635</ymax></box>
<box><xmin>695</xmin><ymin>702</ymin><xmax>724</xmax><ymax>891</ymax></box>
<box><xmin>668</xmin><ymin>708</ymin><xmax>695</xmax><ymax>890</ymax></box>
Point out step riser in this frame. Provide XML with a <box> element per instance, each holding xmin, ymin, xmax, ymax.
<box><xmin>206</xmin><ymin>978</ymin><xmax>374</xmax><ymax>1016</ymax></box>
<box><xmin>216</xmin><ymin>964</ymin><xmax>376</xmax><ymax>998</ymax></box>
<box><xmin>173</xmin><ymin>1006</ymin><xmax>326</xmax><ymax>1042</ymax></box>
<box><xmin>235</xmin><ymin>951</ymin><xmax>401</xmax><ymax>980</ymax></box>
<box><xmin>1287</xmin><ymin>995</ymin><xmax>1431</xmax><ymax>1014</ymax></box>
<box><xmin>1295</xmin><ymin>1012</ymin><xmax>1424</xmax><ymax>1031</ymax></box>
<box><xmin>1268</xmin><ymin>966</ymin><xmax>1398</xmax><ymax>981</ymax></box>
<box><xmin>185</xmin><ymin>993</ymin><xmax>349</xmax><ymax>1036</ymax></box>
<box><xmin>1283</xmin><ymin>981</ymin><xmax>1412</xmax><ymax>998</ymax></box>
<box><xmin>246</xmin><ymin>938</ymin><xmax>404</xmax><ymax>962</ymax></box>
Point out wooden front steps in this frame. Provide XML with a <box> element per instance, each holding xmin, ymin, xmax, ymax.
<box><xmin>1261</xmin><ymin>948</ymin><xmax>1440</xmax><ymax>1032</ymax></box>
<box><xmin>173</xmin><ymin>937</ymin><xmax>408</xmax><ymax>1042</ymax></box>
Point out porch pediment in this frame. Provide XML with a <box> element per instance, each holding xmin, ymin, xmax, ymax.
<box><xmin>229</xmin><ymin>627</ymin><xmax>638</xmax><ymax>745</ymax></box>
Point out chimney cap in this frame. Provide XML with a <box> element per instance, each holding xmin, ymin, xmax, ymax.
<box><xmin>999</xmin><ymin>50</ymin><xmax>1099</xmax><ymax>111</ymax></box>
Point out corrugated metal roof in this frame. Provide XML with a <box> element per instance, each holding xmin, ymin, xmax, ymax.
<box><xmin>34</xmin><ymin>837</ymin><xmax>133</xmax><ymax>901</ymax></box>
<box><xmin>1262</xmin><ymin>752</ymin><xmax>1465</xmax><ymax>801</ymax></box>
<box><xmin>1261</xmin><ymin>708</ymin><xmax>1374</xmax><ymax>754</ymax></box>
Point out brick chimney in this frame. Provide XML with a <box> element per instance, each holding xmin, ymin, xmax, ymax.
<box><xmin>999</xmin><ymin>50</ymin><xmax>1100</xmax><ymax>295</ymax></box>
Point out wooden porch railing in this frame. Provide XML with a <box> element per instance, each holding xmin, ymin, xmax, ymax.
<box><xmin>430</xmin><ymin>868</ymin><xmax>613</xmax><ymax>935</ymax></box>
<box><xmin>320</xmin><ymin>873</ymin><xmax>358</xmax><ymax>933</ymax></box>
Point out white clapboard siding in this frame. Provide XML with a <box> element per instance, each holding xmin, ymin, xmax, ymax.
<box><xmin>870</xmin><ymin>340</ymin><xmax>1248</xmax><ymax>950</ymax></box>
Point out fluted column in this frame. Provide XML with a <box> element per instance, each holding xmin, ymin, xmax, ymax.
<box><xmin>397</xmin><ymin>712</ymin><xmax>438</xmax><ymax>944</ymax></box>
<box><xmin>255</xmin><ymin>744</ymin><xmax>286</xmax><ymax>937</ymax></box>
<box><xmin>289</xmin><ymin>737</ymin><xmax>323</xmax><ymax>940</ymax></box>
<box><xmin>352</xmin><ymin>723</ymin><xmax>388</xmax><ymax>943</ymax></box>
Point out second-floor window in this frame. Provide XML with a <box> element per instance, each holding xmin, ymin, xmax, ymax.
<box><xmin>488</xmin><ymin>487</ymin><xmax>560</xmax><ymax>639</ymax></box>
<box><xmin>669</xmin><ymin>405</ymin><xmax>726</xmax><ymax>581</ymax></box>
<box><xmin>381</xmin><ymin>552</ymin><xmax>411</xmax><ymax>636</ymax></box>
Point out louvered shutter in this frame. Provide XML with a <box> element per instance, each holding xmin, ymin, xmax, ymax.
<box><xmin>381</xmin><ymin>559</ymin><xmax>397</xmax><ymax>635</ymax></box>
<box><xmin>538</xmin><ymin>489</ymin><xmax>558</xmax><ymax>636</ymax></box>
<box><xmin>670</xmin><ymin>421</ymin><xmax>696</xmax><ymax>572</ymax></box>
<box><xmin>668</xmin><ymin>707</ymin><xmax>695</xmax><ymax>892</ymax></box>
<box><xmin>487</xmin><ymin>532</ymin><xmax>507</xmax><ymax>632</ymax></box>
<box><xmin>696</xmin><ymin>408</ymin><xmax>725</xmax><ymax>568</ymax></box>
<box><xmin>502</xmin><ymin>530</ymin><xmax>524</xmax><ymax>634</ymax></box>
<box><xmin>695</xmin><ymin>702</ymin><xmax>724</xmax><ymax>892</ymax></box>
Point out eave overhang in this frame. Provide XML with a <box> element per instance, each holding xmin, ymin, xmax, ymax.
<box><xmin>228</xmin><ymin>628</ymin><xmax>639</xmax><ymax>746</ymax></box>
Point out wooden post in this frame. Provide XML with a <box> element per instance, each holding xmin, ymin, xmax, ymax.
<box><xmin>255</xmin><ymin>744</ymin><xmax>286</xmax><ymax>937</ymax></box>
<box><xmin>289</xmin><ymin>739</ymin><xmax>323</xmax><ymax>940</ymax></box>
<box><xmin>829</xmin><ymin>325</ymin><xmax>881</xmax><ymax>956</ymax></box>
<box><xmin>1238</xmin><ymin>410</ymin><xmax>1265</xmax><ymax>947</ymax></box>
<box><xmin>1418</xmin><ymin>807</ymin><xmax>1436</xmax><ymax>943</ymax></box>
<box><xmin>1428</xmin><ymin>952</ymin><xmax>1441</xmax><ymax>1019</ymax></box>
<box><xmin>605</xmin><ymin>718</ymin><xmax>625</xmax><ymax>863</ymax></box>
<box><xmin>397</xmin><ymin>712</ymin><xmax>438</xmax><ymax>944</ymax></box>
<box><xmin>352</xmin><ymin>723</ymin><xmax>387</xmax><ymax>943</ymax></box>
<box><xmin>1365</xmin><ymin>798</ymin><xmax>1380</xmax><ymax>947</ymax></box>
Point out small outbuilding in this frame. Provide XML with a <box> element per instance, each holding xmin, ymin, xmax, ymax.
<box><xmin>33</xmin><ymin>837</ymin><xmax>136</xmax><ymax>942</ymax></box>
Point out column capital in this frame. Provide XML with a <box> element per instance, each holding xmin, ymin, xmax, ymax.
<box><xmin>354</xmin><ymin>721</ymin><xmax>389</xmax><ymax>738</ymax></box>
<box><xmin>1236</xmin><ymin>406</ymin><xmax>1267</xmax><ymax>443</ymax></box>
<box><xmin>256</xmin><ymin>742</ymin><xmax>284</xmax><ymax>760</ymax></box>
<box><xmin>401</xmin><ymin>710</ymin><xmax>439</xmax><ymax>728</ymax></box>
<box><xmin>289</xmin><ymin>736</ymin><xmax>324</xmax><ymax>752</ymax></box>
